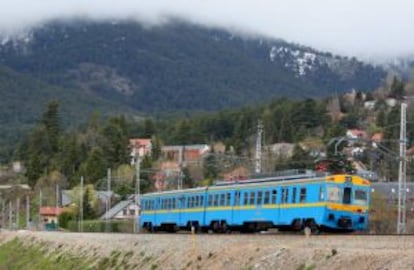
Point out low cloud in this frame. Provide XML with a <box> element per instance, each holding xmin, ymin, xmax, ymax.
<box><xmin>1</xmin><ymin>0</ymin><xmax>414</xmax><ymax>58</ymax></box>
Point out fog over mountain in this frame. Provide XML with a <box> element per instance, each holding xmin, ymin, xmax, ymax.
<box><xmin>1</xmin><ymin>0</ymin><xmax>414</xmax><ymax>59</ymax></box>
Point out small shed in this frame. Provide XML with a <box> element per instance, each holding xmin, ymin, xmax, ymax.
<box><xmin>40</xmin><ymin>206</ymin><xmax>63</xmax><ymax>230</ymax></box>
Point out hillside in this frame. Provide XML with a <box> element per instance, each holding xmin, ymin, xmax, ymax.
<box><xmin>0</xmin><ymin>19</ymin><xmax>387</xmax><ymax>161</ymax></box>
<box><xmin>0</xmin><ymin>20</ymin><xmax>385</xmax><ymax>113</ymax></box>
<box><xmin>0</xmin><ymin>66</ymin><xmax>135</xmax><ymax>160</ymax></box>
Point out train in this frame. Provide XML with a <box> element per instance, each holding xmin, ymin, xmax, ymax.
<box><xmin>139</xmin><ymin>169</ymin><xmax>370</xmax><ymax>233</ymax></box>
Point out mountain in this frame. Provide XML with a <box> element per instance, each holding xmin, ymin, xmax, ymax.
<box><xmin>0</xmin><ymin>20</ymin><xmax>385</xmax><ymax>113</ymax></box>
<box><xmin>0</xmin><ymin>19</ymin><xmax>387</xmax><ymax>160</ymax></box>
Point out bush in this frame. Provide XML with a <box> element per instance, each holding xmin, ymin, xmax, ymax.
<box><xmin>369</xmin><ymin>192</ymin><xmax>397</xmax><ymax>234</ymax></box>
<box><xmin>66</xmin><ymin>219</ymin><xmax>134</xmax><ymax>233</ymax></box>
<box><xmin>58</xmin><ymin>211</ymin><xmax>77</xmax><ymax>229</ymax></box>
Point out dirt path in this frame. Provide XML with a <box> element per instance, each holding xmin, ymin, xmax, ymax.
<box><xmin>1</xmin><ymin>231</ymin><xmax>414</xmax><ymax>269</ymax></box>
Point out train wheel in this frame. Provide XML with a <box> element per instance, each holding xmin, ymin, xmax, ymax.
<box><xmin>292</xmin><ymin>219</ymin><xmax>302</xmax><ymax>231</ymax></box>
<box><xmin>221</xmin><ymin>221</ymin><xmax>229</xmax><ymax>233</ymax></box>
<box><xmin>210</xmin><ymin>221</ymin><xmax>218</xmax><ymax>233</ymax></box>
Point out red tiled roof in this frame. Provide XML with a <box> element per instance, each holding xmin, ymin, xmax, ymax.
<box><xmin>40</xmin><ymin>207</ymin><xmax>63</xmax><ymax>216</ymax></box>
<box><xmin>130</xmin><ymin>138</ymin><xmax>151</xmax><ymax>146</ymax></box>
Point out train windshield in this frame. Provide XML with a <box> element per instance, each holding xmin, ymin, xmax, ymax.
<box><xmin>354</xmin><ymin>189</ymin><xmax>368</xmax><ymax>205</ymax></box>
<box><xmin>327</xmin><ymin>186</ymin><xmax>342</xmax><ymax>203</ymax></box>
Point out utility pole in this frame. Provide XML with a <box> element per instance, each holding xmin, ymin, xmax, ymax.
<box><xmin>255</xmin><ymin>120</ymin><xmax>264</xmax><ymax>174</ymax></box>
<box><xmin>178</xmin><ymin>146</ymin><xmax>185</xmax><ymax>190</ymax></box>
<box><xmin>8</xmin><ymin>201</ymin><xmax>12</xmax><ymax>230</ymax></box>
<box><xmin>1</xmin><ymin>199</ymin><xmax>5</xmax><ymax>229</ymax></box>
<box><xmin>134</xmin><ymin>155</ymin><xmax>141</xmax><ymax>233</ymax></box>
<box><xmin>16</xmin><ymin>197</ymin><xmax>20</xmax><ymax>229</ymax></box>
<box><xmin>26</xmin><ymin>195</ymin><xmax>30</xmax><ymax>229</ymax></box>
<box><xmin>79</xmin><ymin>176</ymin><xmax>84</xmax><ymax>233</ymax></box>
<box><xmin>39</xmin><ymin>190</ymin><xmax>42</xmax><ymax>230</ymax></box>
<box><xmin>106</xmin><ymin>168</ymin><xmax>111</xmax><ymax>233</ymax></box>
<box><xmin>397</xmin><ymin>102</ymin><xmax>407</xmax><ymax>234</ymax></box>
<box><xmin>56</xmin><ymin>183</ymin><xmax>59</xmax><ymax>209</ymax></box>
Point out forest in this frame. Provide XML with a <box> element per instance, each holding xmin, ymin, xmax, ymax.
<box><xmin>2</xmin><ymin>76</ymin><xmax>412</xmax><ymax>208</ymax></box>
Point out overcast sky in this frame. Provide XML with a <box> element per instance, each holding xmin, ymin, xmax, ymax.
<box><xmin>1</xmin><ymin>0</ymin><xmax>413</xmax><ymax>59</ymax></box>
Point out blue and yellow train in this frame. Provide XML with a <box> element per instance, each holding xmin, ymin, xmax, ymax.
<box><xmin>140</xmin><ymin>171</ymin><xmax>370</xmax><ymax>233</ymax></box>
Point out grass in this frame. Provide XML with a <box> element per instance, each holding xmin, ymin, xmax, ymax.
<box><xmin>0</xmin><ymin>238</ymin><xmax>92</xmax><ymax>270</ymax></box>
<box><xmin>297</xmin><ymin>264</ymin><xmax>316</xmax><ymax>270</ymax></box>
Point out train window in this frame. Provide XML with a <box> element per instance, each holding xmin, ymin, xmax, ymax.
<box><xmin>327</xmin><ymin>186</ymin><xmax>341</xmax><ymax>202</ymax></box>
<box><xmin>235</xmin><ymin>191</ymin><xmax>240</xmax><ymax>206</ymax></box>
<box><xmin>220</xmin><ymin>194</ymin><xmax>225</xmax><ymax>206</ymax></box>
<box><xmin>214</xmin><ymin>194</ymin><xmax>219</xmax><ymax>206</ymax></box>
<box><xmin>319</xmin><ymin>186</ymin><xmax>325</xmax><ymax>201</ymax></box>
<box><xmin>292</xmin><ymin>188</ymin><xmax>297</xmax><ymax>203</ymax></box>
<box><xmin>354</xmin><ymin>189</ymin><xmax>368</xmax><ymax>205</ymax></box>
<box><xmin>282</xmin><ymin>188</ymin><xmax>289</xmax><ymax>203</ymax></box>
<box><xmin>300</xmin><ymin>188</ymin><xmax>307</xmax><ymax>203</ymax></box>
<box><xmin>257</xmin><ymin>191</ymin><xmax>263</xmax><ymax>205</ymax></box>
<box><xmin>208</xmin><ymin>195</ymin><xmax>213</xmax><ymax>206</ymax></box>
<box><xmin>250</xmin><ymin>191</ymin><xmax>256</xmax><ymax>205</ymax></box>
<box><xmin>271</xmin><ymin>190</ymin><xmax>277</xmax><ymax>204</ymax></box>
<box><xmin>226</xmin><ymin>193</ymin><xmax>231</xmax><ymax>206</ymax></box>
<box><xmin>196</xmin><ymin>196</ymin><xmax>200</xmax><ymax>207</ymax></box>
<box><xmin>172</xmin><ymin>198</ymin><xmax>176</xmax><ymax>209</ymax></box>
<box><xmin>243</xmin><ymin>192</ymin><xmax>249</xmax><ymax>205</ymax></box>
<box><xmin>264</xmin><ymin>191</ymin><xmax>270</xmax><ymax>204</ymax></box>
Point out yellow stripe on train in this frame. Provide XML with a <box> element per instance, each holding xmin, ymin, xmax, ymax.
<box><xmin>141</xmin><ymin>202</ymin><xmax>368</xmax><ymax>214</ymax></box>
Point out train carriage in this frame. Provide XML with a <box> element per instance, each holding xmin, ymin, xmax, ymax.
<box><xmin>140</xmin><ymin>171</ymin><xmax>370</xmax><ymax>233</ymax></box>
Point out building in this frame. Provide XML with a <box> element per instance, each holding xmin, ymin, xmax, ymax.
<box><xmin>223</xmin><ymin>166</ymin><xmax>249</xmax><ymax>181</ymax></box>
<box><xmin>346</xmin><ymin>129</ymin><xmax>368</xmax><ymax>140</ymax></box>
<box><xmin>161</xmin><ymin>144</ymin><xmax>210</xmax><ymax>164</ymax></box>
<box><xmin>100</xmin><ymin>196</ymin><xmax>139</xmax><ymax>220</ymax></box>
<box><xmin>130</xmin><ymin>138</ymin><xmax>152</xmax><ymax>164</ymax></box>
<box><xmin>40</xmin><ymin>206</ymin><xmax>63</xmax><ymax>226</ymax></box>
<box><xmin>269</xmin><ymin>143</ymin><xmax>295</xmax><ymax>158</ymax></box>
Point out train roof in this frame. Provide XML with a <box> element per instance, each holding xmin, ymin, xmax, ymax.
<box><xmin>140</xmin><ymin>172</ymin><xmax>370</xmax><ymax>198</ymax></box>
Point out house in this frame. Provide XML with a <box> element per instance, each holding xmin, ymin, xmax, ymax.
<box><xmin>346</xmin><ymin>129</ymin><xmax>368</xmax><ymax>140</ymax></box>
<box><xmin>100</xmin><ymin>197</ymin><xmax>139</xmax><ymax>220</ymax></box>
<box><xmin>154</xmin><ymin>161</ymin><xmax>181</xmax><ymax>191</ymax></box>
<box><xmin>161</xmin><ymin>144</ymin><xmax>210</xmax><ymax>164</ymax></box>
<box><xmin>223</xmin><ymin>166</ymin><xmax>249</xmax><ymax>181</ymax></box>
<box><xmin>40</xmin><ymin>206</ymin><xmax>63</xmax><ymax>225</ymax></box>
<box><xmin>61</xmin><ymin>190</ymin><xmax>118</xmax><ymax>215</ymax></box>
<box><xmin>385</xmin><ymin>98</ymin><xmax>397</xmax><ymax>107</ymax></box>
<box><xmin>130</xmin><ymin>138</ymin><xmax>152</xmax><ymax>164</ymax></box>
<box><xmin>371</xmin><ymin>133</ymin><xmax>383</xmax><ymax>143</ymax></box>
<box><xmin>269</xmin><ymin>143</ymin><xmax>295</xmax><ymax>158</ymax></box>
<box><xmin>364</xmin><ymin>100</ymin><xmax>376</xmax><ymax>110</ymax></box>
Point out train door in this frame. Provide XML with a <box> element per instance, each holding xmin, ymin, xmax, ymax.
<box><xmin>231</xmin><ymin>190</ymin><xmax>241</xmax><ymax>225</ymax></box>
<box><xmin>178</xmin><ymin>195</ymin><xmax>185</xmax><ymax>226</ymax></box>
<box><xmin>280</xmin><ymin>187</ymin><xmax>289</xmax><ymax>224</ymax></box>
<box><xmin>269</xmin><ymin>188</ymin><xmax>279</xmax><ymax>224</ymax></box>
<box><xmin>154</xmin><ymin>197</ymin><xmax>160</xmax><ymax>226</ymax></box>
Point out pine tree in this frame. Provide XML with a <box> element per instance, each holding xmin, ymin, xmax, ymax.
<box><xmin>41</xmin><ymin>100</ymin><xmax>61</xmax><ymax>152</ymax></box>
<box><xmin>82</xmin><ymin>186</ymin><xmax>96</xmax><ymax>219</ymax></box>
